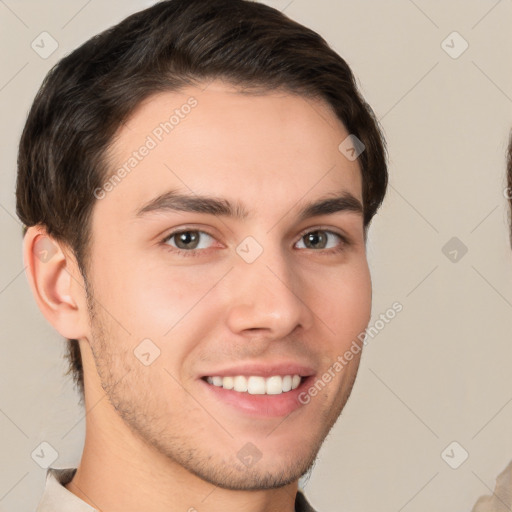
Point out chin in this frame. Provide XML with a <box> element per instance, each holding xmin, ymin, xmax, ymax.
<box><xmin>197</xmin><ymin>459</ymin><xmax>315</xmax><ymax>491</ymax></box>
<box><xmin>178</xmin><ymin>441</ymin><xmax>321</xmax><ymax>491</ymax></box>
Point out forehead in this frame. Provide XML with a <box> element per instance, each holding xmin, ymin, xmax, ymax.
<box><xmin>98</xmin><ymin>81</ymin><xmax>363</xmax><ymax>223</ymax></box>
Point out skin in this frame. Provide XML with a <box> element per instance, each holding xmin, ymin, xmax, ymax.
<box><xmin>24</xmin><ymin>80</ymin><xmax>372</xmax><ymax>512</ymax></box>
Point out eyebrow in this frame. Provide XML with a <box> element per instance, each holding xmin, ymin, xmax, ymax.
<box><xmin>135</xmin><ymin>189</ymin><xmax>363</xmax><ymax>222</ymax></box>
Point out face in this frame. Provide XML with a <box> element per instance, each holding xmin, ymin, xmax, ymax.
<box><xmin>82</xmin><ymin>80</ymin><xmax>372</xmax><ymax>490</ymax></box>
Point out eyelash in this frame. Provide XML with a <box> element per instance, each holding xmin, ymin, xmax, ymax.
<box><xmin>159</xmin><ymin>226</ymin><xmax>350</xmax><ymax>258</ymax></box>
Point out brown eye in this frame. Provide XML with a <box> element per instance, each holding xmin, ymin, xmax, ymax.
<box><xmin>164</xmin><ymin>230</ymin><xmax>215</xmax><ymax>251</ymax></box>
<box><xmin>302</xmin><ymin>231</ymin><xmax>327</xmax><ymax>249</ymax></box>
<box><xmin>296</xmin><ymin>230</ymin><xmax>344</xmax><ymax>251</ymax></box>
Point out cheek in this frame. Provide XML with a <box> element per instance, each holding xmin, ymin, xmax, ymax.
<box><xmin>309</xmin><ymin>260</ymin><xmax>372</xmax><ymax>344</ymax></box>
<box><xmin>116</xmin><ymin>260</ymin><xmax>226</xmax><ymax>342</ymax></box>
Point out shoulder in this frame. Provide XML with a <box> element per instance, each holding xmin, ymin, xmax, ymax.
<box><xmin>471</xmin><ymin>460</ymin><xmax>512</xmax><ymax>512</ymax></box>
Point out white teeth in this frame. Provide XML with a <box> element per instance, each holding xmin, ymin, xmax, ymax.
<box><xmin>205</xmin><ymin>374</ymin><xmax>303</xmax><ymax>395</ymax></box>
<box><xmin>222</xmin><ymin>376</ymin><xmax>234</xmax><ymax>390</ymax></box>
<box><xmin>247</xmin><ymin>376</ymin><xmax>266</xmax><ymax>394</ymax></box>
<box><xmin>233</xmin><ymin>375</ymin><xmax>248</xmax><ymax>392</ymax></box>
<box><xmin>266</xmin><ymin>375</ymin><xmax>286</xmax><ymax>395</ymax></box>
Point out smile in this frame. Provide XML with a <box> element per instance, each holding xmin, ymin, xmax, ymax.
<box><xmin>204</xmin><ymin>374</ymin><xmax>302</xmax><ymax>395</ymax></box>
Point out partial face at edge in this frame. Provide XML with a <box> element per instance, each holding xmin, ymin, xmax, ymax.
<box><xmin>82</xmin><ymin>80</ymin><xmax>372</xmax><ymax>489</ymax></box>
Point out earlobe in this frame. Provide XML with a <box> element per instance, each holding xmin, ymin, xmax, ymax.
<box><xmin>23</xmin><ymin>226</ymin><xmax>88</xmax><ymax>340</ymax></box>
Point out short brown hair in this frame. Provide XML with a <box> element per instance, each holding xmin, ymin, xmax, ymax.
<box><xmin>16</xmin><ymin>0</ymin><xmax>388</xmax><ymax>405</ymax></box>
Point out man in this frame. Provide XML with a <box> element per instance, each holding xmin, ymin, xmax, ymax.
<box><xmin>16</xmin><ymin>0</ymin><xmax>387</xmax><ymax>510</ymax></box>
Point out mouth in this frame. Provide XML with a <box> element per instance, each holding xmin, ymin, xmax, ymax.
<box><xmin>198</xmin><ymin>365</ymin><xmax>315</xmax><ymax>417</ymax></box>
<box><xmin>201</xmin><ymin>374</ymin><xmax>304</xmax><ymax>395</ymax></box>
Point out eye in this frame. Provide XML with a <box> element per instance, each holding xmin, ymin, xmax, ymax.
<box><xmin>295</xmin><ymin>229</ymin><xmax>347</xmax><ymax>253</ymax></box>
<box><xmin>162</xmin><ymin>229</ymin><xmax>216</xmax><ymax>254</ymax></box>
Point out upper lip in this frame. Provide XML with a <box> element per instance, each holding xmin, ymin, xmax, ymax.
<box><xmin>200</xmin><ymin>362</ymin><xmax>316</xmax><ymax>379</ymax></box>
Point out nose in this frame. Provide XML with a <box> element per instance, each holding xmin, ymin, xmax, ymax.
<box><xmin>225</xmin><ymin>246</ymin><xmax>315</xmax><ymax>339</ymax></box>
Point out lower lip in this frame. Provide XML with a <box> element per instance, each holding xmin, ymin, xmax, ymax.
<box><xmin>199</xmin><ymin>376</ymin><xmax>314</xmax><ymax>418</ymax></box>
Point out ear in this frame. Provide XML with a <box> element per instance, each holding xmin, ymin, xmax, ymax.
<box><xmin>23</xmin><ymin>225</ymin><xmax>89</xmax><ymax>340</ymax></box>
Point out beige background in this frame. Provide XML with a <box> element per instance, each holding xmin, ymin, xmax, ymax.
<box><xmin>1</xmin><ymin>1</ymin><xmax>511</xmax><ymax>511</ymax></box>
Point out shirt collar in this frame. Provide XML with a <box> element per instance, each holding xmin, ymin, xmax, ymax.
<box><xmin>36</xmin><ymin>467</ymin><xmax>97</xmax><ymax>512</ymax></box>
